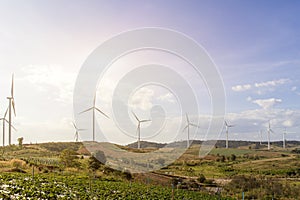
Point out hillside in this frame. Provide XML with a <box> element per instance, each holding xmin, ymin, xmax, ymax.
<box><xmin>0</xmin><ymin>141</ymin><xmax>299</xmax><ymax>199</ymax></box>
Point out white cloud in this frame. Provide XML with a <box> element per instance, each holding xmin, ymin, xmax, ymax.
<box><xmin>157</xmin><ymin>92</ymin><xmax>175</xmax><ymax>103</ymax></box>
<box><xmin>252</xmin><ymin>98</ymin><xmax>282</xmax><ymax>110</ymax></box>
<box><xmin>282</xmin><ymin>120</ymin><xmax>294</xmax><ymax>127</ymax></box>
<box><xmin>291</xmin><ymin>86</ymin><xmax>297</xmax><ymax>91</ymax></box>
<box><xmin>232</xmin><ymin>84</ymin><xmax>252</xmax><ymax>92</ymax></box>
<box><xmin>246</xmin><ymin>96</ymin><xmax>252</xmax><ymax>102</ymax></box>
<box><xmin>20</xmin><ymin>65</ymin><xmax>76</xmax><ymax>104</ymax></box>
<box><xmin>129</xmin><ymin>87</ymin><xmax>154</xmax><ymax>110</ymax></box>
<box><xmin>254</xmin><ymin>78</ymin><xmax>289</xmax><ymax>88</ymax></box>
<box><xmin>232</xmin><ymin>78</ymin><xmax>290</xmax><ymax>94</ymax></box>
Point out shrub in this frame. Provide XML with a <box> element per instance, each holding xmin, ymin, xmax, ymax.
<box><xmin>197</xmin><ymin>174</ymin><xmax>206</xmax><ymax>183</ymax></box>
<box><xmin>10</xmin><ymin>159</ymin><xmax>26</xmax><ymax>169</ymax></box>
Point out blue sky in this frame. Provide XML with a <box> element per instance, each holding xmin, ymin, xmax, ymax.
<box><xmin>0</xmin><ymin>0</ymin><xmax>300</xmax><ymax>144</ymax></box>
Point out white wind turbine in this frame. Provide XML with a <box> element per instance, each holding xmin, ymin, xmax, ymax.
<box><xmin>72</xmin><ymin>122</ymin><xmax>85</xmax><ymax>142</ymax></box>
<box><xmin>132</xmin><ymin>111</ymin><xmax>151</xmax><ymax>149</ymax></box>
<box><xmin>224</xmin><ymin>121</ymin><xmax>234</xmax><ymax>149</ymax></box>
<box><xmin>7</xmin><ymin>74</ymin><xmax>16</xmax><ymax>145</ymax></box>
<box><xmin>259</xmin><ymin>130</ymin><xmax>263</xmax><ymax>145</ymax></box>
<box><xmin>1</xmin><ymin>108</ymin><xmax>16</xmax><ymax>146</ymax></box>
<box><xmin>267</xmin><ymin>121</ymin><xmax>275</xmax><ymax>150</ymax></box>
<box><xmin>282</xmin><ymin>128</ymin><xmax>295</xmax><ymax>149</ymax></box>
<box><xmin>183</xmin><ymin>113</ymin><xmax>200</xmax><ymax>148</ymax></box>
<box><xmin>79</xmin><ymin>94</ymin><xmax>109</xmax><ymax>142</ymax></box>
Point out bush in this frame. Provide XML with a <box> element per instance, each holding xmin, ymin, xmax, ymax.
<box><xmin>197</xmin><ymin>174</ymin><xmax>206</xmax><ymax>183</ymax></box>
<box><xmin>10</xmin><ymin>159</ymin><xmax>26</xmax><ymax>169</ymax></box>
<box><xmin>59</xmin><ymin>149</ymin><xmax>80</xmax><ymax>168</ymax></box>
<box><xmin>230</xmin><ymin>154</ymin><xmax>236</xmax><ymax>161</ymax></box>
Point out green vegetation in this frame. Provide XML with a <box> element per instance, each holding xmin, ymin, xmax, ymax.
<box><xmin>0</xmin><ymin>173</ymin><xmax>228</xmax><ymax>199</ymax></box>
<box><xmin>0</xmin><ymin>141</ymin><xmax>299</xmax><ymax>199</ymax></box>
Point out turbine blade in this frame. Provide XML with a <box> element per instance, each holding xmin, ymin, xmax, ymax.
<box><xmin>12</xmin><ymin>99</ymin><xmax>16</xmax><ymax>117</ymax></box>
<box><xmin>186</xmin><ymin>113</ymin><xmax>189</xmax><ymax>123</ymax></box>
<box><xmin>225</xmin><ymin>121</ymin><xmax>228</xmax><ymax>126</ymax></box>
<box><xmin>11</xmin><ymin>73</ymin><xmax>14</xmax><ymax>97</ymax></box>
<box><xmin>11</xmin><ymin>124</ymin><xmax>17</xmax><ymax>131</ymax></box>
<box><xmin>79</xmin><ymin>107</ymin><xmax>93</xmax><ymax>114</ymax></box>
<box><xmin>72</xmin><ymin>122</ymin><xmax>77</xmax><ymax>129</ymax></box>
<box><xmin>182</xmin><ymin>125</ymin><xmax>188</xmax><ymax>132</ymax></box>
<box><xmin>132</xmin><ymin>111</ymin><xmax>139</xmax><ymax>121</ymax></box>
<box><xmin>95</xmin><ymin>107</ymin><xmax>109</xmax><ymax>118</ymax></box>
<box><xmin>190</xmin><ymin>123</ymin><xmax>200</xmax><ymax>128</ymax></box>
<box><xmin>93</xmin><ymin>94</ymin><xmax>96</xmax><ymax>106</ymax></box>
<box><xmin>140</xmin><ymin>119</ymin><xmax>151</xmax><ymax>123</ymax></box>
<box><xmin>4</xmin><ymin>107</ymin><xmax>8</xmax><ymax>118</ymax></box>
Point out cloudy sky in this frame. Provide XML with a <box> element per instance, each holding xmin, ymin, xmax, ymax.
<box><xmin>1</xmin><ymin>0</ymin><xmax>300</xmax><ymax>144</ymax></box>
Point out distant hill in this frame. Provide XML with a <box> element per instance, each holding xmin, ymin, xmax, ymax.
<box><xmin>127</xmin><ymin>140</ymin><xmax>300</xmax><ymax>149</ymax></box>
<box><xmin>127</xmin><ymin>141</ymin><xmax>167</xmax><ymax>149</ymax></box>
<box><xmin>25</xmin><ymin>142</ymin><xmax>83</xmax><ymax>152</ymax></box>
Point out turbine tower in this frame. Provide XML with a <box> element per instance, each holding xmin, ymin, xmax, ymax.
<box><xmin>72</xmin><ymin>122</ymin><xmax>85</xmax><ymax>142</ymax></box>
<box><xmin>79</xmin><ymin>94</ymin><xmax>109</xmax><ymax>142</ymax></box>
<box><xmin>259</xmin><ymin>130</ymin><xmax>262</xmax><ymax>145</ymax></box>
<box><xmin>1</xmin><ymin>108</ymin><xmax>16</xmax><ymax>146</ymax></box>
<box><xmin>7</xmin><ymin>74</ymin><xmax>16</xmax><ymax>145</ymax></box>
<box><xmin>132</xmin><ymin>111</ymin><xmax>151</xmax><ymax>149</ymax></box>
<box><xmin>267</xmin><ymin>121</ymin><xmax>274</xmax><ymax>150</ymax></box>
<box><xmin>282</xmin><ymin>128</ymin><xmax>295</xmax><ymax>149</ymax></box>
<box><xmin>183</xmin><ymin>113</ymin><xmax>199</xmax><ymax>148</ymax></box>
<box><xmin>0</xmin><ymin>108</ymin><xmax>8</xmax><ymax>146</ymax></box>
<box><xmin>224</xmin><ymin>121</ymin><xmax>234</xmax><ymax>149</ymax></box>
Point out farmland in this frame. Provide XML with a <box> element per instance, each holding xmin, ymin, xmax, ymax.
<box><xmin>0</xmin><ymin>141</ymin><xmax>299</xmax><ymax>199</ymax></box>
<box><xmin>0</xmin><ymin>173</ymin><xmax>227</xmax><ymax>199</ymax></box>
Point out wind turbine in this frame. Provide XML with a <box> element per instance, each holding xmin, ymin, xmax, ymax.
<box><xmin>183</xmin><ymin>113</ymin><xmax>199</xmax><ymax>148</ymax></box>
<box><xmin>132</xmin><ymin>111</ymin><xmax>151</xmax><ymax>149</ymax></box>
<box><xmin>1</xmin><ymin>108</ymin><xmax>16</xmax><ymax>146</ymax></box>
<box><xmin>282</xmin><ymin>128</ymin><xmax>295</xmax><ymax>149</ymax></box>
<box><xmin>79</xmin><ymin>94</ymin><xmax>109</xmax><ymax>142</ymax></box>
<box><xmin>7</xmin><ymin>74</ymin><xmax>16</xmax><ymax>145</ymax></box>
<box><xmin>72</xmin><ymin>122</ymin><xmax>85</xmax><ymax>142</ymax></box>
<box><xmin>267</xmin><ymin>121</ymin><xmax>274</xmax><ymax>150</ymax></box>
<box><xmin>259</xmin><ymin>130</ymin><xmax>263</xmax><ymax>145</ymax></box>
<box><xmin>224</xmin><ymin>121</ymin><xmax>234</xmax><ymax>149</ymax></box>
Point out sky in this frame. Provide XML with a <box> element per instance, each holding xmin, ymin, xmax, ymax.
<box><xmin>0</xmin><ymin>0</ymin><xmax>300</xmax><ymax>145</ymax></box>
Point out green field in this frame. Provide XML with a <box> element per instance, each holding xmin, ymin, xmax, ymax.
<box><xmin>0</xmin><ymin>173</ymin><xmax>231</xmax><ymax>199</ymax></box>
<box><xmin>0</xmin><ymin>142</ymin><xmax>299</xmax><ymax>199</ymax></box>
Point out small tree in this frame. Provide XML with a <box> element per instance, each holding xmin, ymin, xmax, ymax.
<box><xmin>220</xmin><ymin>155</ymin><xmax>226</xmax><ymax>162</ymax></box>
<box><xmin>59</xmin><ymin>149</ymin><xmax>80</xmax><ymax>168</ymax></box>
<box><xmin>198</xmin><ymin>174</ymin><xmax>206</xmax><ymax>183</ymax></box>
<box><xmin>10</xmin><ymin>159</ymin><xmax>26</xmax><ymax>169</ymax></box>
<box><xmin>17</xmin><ymin>137</ymin><xmax>23</xmax><ymax>148</ymax></box>
<box><xmin>230</xmin><ymin>154</ymin><xmax>237</xmax><ymax>161</ymax></box>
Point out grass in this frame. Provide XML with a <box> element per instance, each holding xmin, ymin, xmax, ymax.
<box><xmin>0</xmin><ymin>142</ymin><xmax>299</xmax><ymax>199</ymax></box>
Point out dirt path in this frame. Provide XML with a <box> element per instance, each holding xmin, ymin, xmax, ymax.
<box><xmin>237</xmin><ymin>154</ymin><xmax>296</xmax><ymax>166</ymax></box>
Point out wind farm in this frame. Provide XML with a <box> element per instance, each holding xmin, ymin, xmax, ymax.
<box><xmin>1</xmin><ymin>1</ymin><xmax>300</xmax><ymax>199</ymax></box>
